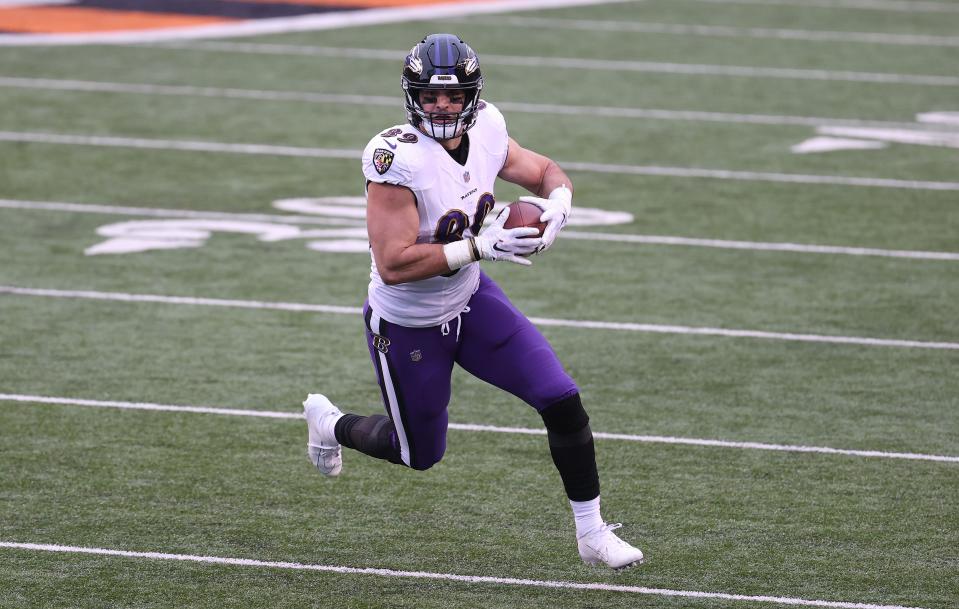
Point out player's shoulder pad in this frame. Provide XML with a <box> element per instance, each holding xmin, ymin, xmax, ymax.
<box><xmin>361</xmin><ymin>126</ymin><xmax>425</xmax><ymax>186</ymax></box>
<box><xmin>473</xmin><ymin>100</ymin><xmax>509</xmax><ymax>161</ymax></box>
<box><xmin>476</xmin><ymin>99</ymin><xmax>506</xmax><ymax>131</ymax></box>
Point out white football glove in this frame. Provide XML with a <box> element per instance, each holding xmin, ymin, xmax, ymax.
<box><xmin>471</xmin><ymin>206</ymin><xmax>543</xmax><ymax>266</ymax></box>
<box><xmin>518</xmin><ymin>184</ymin><xmax>572</xmax><ymax>254</ymax></box>
<box><xmin>442</xmin><ymin>207</ymin><xmax>544</xmax><ymax>270</ymax></box>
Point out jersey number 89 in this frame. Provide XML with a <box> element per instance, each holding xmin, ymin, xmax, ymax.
<box><xmin>433</xmin><ymin>193</ymin><xmax>496</xmax><ymax>244</ymax></box>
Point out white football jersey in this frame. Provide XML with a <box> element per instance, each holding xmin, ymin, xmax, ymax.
<box><xmin>361</xmin><ymin>101</ymin><xmax>509</xmax><ymax>327</ymax></box>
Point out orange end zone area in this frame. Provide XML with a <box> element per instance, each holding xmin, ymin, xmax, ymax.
<box><xmin>0</xmin><ymin>6</ymin><xmax>235</xmax><ymax>33</ymax></box>
<box><xmin>230</xmin><ymin>0</ymin><xmax>490</xmax><ymax>6</ymax></box>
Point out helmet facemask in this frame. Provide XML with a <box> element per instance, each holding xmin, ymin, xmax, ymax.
<box><xmin>403</xmin><ymin>78</ymin><xmax>483</xmax><ymax>140</ymax></box>
<box><xmin>401</xmin><ymin>34</ymin><xmax>484</xmax><ymax>141</ymax></box>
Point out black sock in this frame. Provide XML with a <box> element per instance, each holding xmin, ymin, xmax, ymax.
<box><xmin>334</xmin><ymin>414</ymin><xmax>403</xmax><ymax>465</ymax></box>
<box><xmin>540</xmin><ymin>394</ymin><xmax>601</xmax><ymax>502</ymax></box>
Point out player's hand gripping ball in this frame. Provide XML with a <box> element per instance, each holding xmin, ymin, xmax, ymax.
<box><xmin>503</xmin><ymin>200</ymin><xmax>548</xmax><ymax>239</ymax></box>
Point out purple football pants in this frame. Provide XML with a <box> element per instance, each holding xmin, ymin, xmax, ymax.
<box><xmin>364</xmin><ymin>272</ymin><xmax>578</xmax><ymax>470</ymax></box>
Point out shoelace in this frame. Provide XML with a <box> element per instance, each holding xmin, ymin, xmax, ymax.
<box><xmin>599</xmin><ymin>523</ymin><xmax>642</xmax><ymax>553</ymax></box>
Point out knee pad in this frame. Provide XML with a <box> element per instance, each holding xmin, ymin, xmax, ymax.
<box><xmin>539</xmin><ymin>393</ymin><xmax>599</xmax><ymax>502</ymax></box>
<box><xmin>540</xmin><ymin>392</ymin><xmax>591</xmax><ymax>444</ymax></box>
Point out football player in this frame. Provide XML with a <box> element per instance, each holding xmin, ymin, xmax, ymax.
<box><xmin>303</xmin><ymin>33</ymin><xmax>644</xmax><ymax>570</ymax></box>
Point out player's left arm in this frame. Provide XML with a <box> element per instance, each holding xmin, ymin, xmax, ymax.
<box><xmin>498</xmin><ymin>137</ymin><xmax>573</xmax><ymax>253</ymax></box>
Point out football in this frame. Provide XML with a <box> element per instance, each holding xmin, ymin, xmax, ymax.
<box><xmin>503</xmin><ymin>200</ymin><xmax>547</xmax><ymax>238</ymax></box>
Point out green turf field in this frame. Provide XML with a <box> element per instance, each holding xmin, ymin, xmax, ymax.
<box><xmin>1</xmin><ymin>0</ymin><xmax>958</xmax><ymax>607</ymax></box>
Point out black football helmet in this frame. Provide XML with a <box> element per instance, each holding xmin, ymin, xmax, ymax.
<box><xmin>402</xmin><ymin>33</ymin><xmax>484</xmax><ymax>141</ymax></box>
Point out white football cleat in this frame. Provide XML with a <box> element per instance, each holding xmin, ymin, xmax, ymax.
<box><xmin>577</xmin><ymin>523</ymin><xmax>645</xmax><ymax>569</ymax></box>
<box><xmin>303</xmin><ymin>393</ymin><xmax>343</xmax><ymax>477</ymax></box>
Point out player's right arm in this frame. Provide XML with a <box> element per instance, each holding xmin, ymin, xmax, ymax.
<box><xmin>366</xmin><ymin>182</ymin><xmax>453</xmax><ymax>285</ymax></box>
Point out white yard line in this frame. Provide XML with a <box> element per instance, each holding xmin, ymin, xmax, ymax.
<box><xmin>2</xmin><ymin>132</ymin><xmax>957</xmax><ymax>192</ymax></box>
<box><xmin>3</xmin><ymin>76</ymin><xmax>953</xmax><ymax>131</ymax></box>
<box><xmin>2</xmin><ymin>285</ymin><xmax>958</xmax><ymax>351</ymax></box>
<box><xmin>525</xmin><ymin>316</ymin><xmax>959</xmax><ymax>350</ymax></box>
<box><xmin>688</xmin><ymin>0</ymin><xmax>959</xmax><ymax>13</ymax></box>
<box><xmin>0</xmin><ymin>0</ymin><xmax>636</xmax><ymax>46</ymax></box>
<box><xmin>458</xmin><ymin>423</ymin><xmax>959</xmax><ymax>463</ymax></box>
<box><xmin>560</xmin><ymin>231</ymin><xmax>959</xmax><ymax>261</ymax></box>
<box><xmin>0</xmin><ymin>394</ymin><xmax>304</xmax><ymax>420</ymax></box>
<box><xmin>4</xmin><ymin>198</ymin><xmax>958</xmax><ymax>262</ymax></box>
<box><xmin>467</xmin><ymin>16</ymin><xmax>959</xmax><ymax>47</ymax></box>
<box><xmin>0</xmin><ymin>198</ymin><xmax>364</xmax><ymax>227</ymax></box>
<box><xmin>560</xmin><ymin>160</ymin><xmax>959</xmax><ymax>191</ymax></box>
<box><xmin>3</xmin><ymin>393</ymin><xmax>956</xmax><ymax>464</ymax></box>
<box><xmin>0</xmin><ymin>286</ymin><xmax>361</xmax><ymax>315</ymax></box>
<box><xmin>163</xmin><ymin>42</ymin><xmax>959</xmax><ymax>87</ymax></box>
<box><xmin>0</xmin><ymin>541</ymin><xmax>933</xmax><ymax>609</ymax></box>
<box><xmin>0</xmin><ymin>131</ymin><xmax>358</xmax><ymax>159</ymax></box>
<box><xmin>0</xmin><ymin>76</ymin><xmax>396</xmax><ymax>108</ymax></box>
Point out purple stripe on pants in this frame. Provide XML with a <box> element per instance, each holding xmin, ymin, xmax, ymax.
<box><xmin>364</xmin><ymin>272</ymin><xmax>577</xmax><ymax>470</ymax></box>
